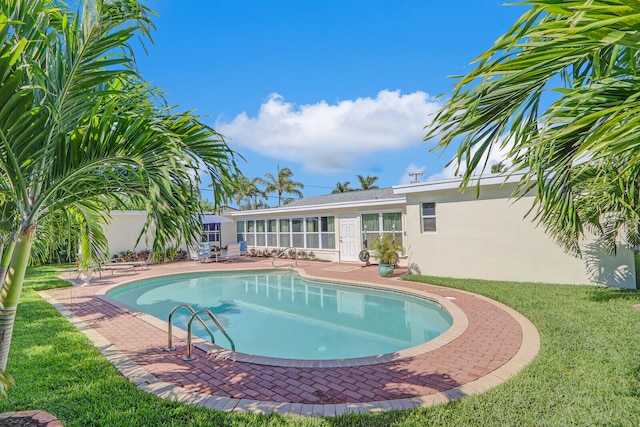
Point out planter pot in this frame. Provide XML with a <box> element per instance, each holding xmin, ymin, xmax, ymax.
<box><xmin>378</xmin><ymin>263</ymin><xmax>394</xmax><ymax>277</ymax></box>
<box><xmin>80</xmin><ymin>267</ymin><xmax>94</xmax><ymax>285</ymax></box>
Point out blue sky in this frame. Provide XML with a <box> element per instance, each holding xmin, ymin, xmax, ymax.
<box><xmin>135</xmin><ymin>1</ymin><xmax>527</xmax><ymax>204</ymax></box>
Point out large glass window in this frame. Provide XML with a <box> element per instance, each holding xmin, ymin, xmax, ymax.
<box><xmin>238</xmin><ymin>215</ymin><xmax>336</xmax><ymax>250</ymax></box>
<box><xmin>422</xmin><ymin>203</ymin><xmax>436</xmax><ymax>233</ymax></box>
<box><xmin>236</xmin><ymin>221</ymin><xmax>245</xmax><ymax>242</ymax></box>
<box><xmin>255</xmin><ymin>220</ymin><xmax>266</xmax><ymax>246</ymax></box>
<box><xmin>306</xmin><ymin>217</ymin><xmax>319</xmax><ymax>248</ymax></box>
<box><xmin>292</xmin><ymin>218</ymin><xmax>304</xmax><ymax>248</ymax></box>
<box><xmin>279</xmin><ymin>219</ymin><xmax>290</xmax><ymax>247</ymax></box>
<box><xmin>267</xmin><ymin>219</ymin><xmax>278</xmax><ymax>246</ymax></box>
<box><xmin>362</xmin><ymin>212</ymin><xmax>403</xmax><ymax>246</ymax></box>
<box><xmin>362</xmin><ymin>213</ymin><xmax>380</xmax><ymax>247</ymax></box>
<box><xmin>383</xmin><ymin>212</ymin><xmax>403</xmax><ymax>246</ymax></box>
<box><xmin>246</xmin><ymin>220</ymin><xmax>255</xmax><ymax>245</ymax></box>
<box><xmin>320</xmin><ymin>216</ymin><xmax>335</xmax><ymax>249</ymax></box>
<box><xmin>202</xmin><ymin>223</ymin><xmax>221</xmax><ymax>244</ymax></box>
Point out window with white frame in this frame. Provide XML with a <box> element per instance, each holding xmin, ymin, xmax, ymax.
<box><xmin>306</xmin><ymin>217</ymin><xmax>319</xmax><ymax>248</ymax></box>
<box><xmin>202</xmin><ymin>222</ymin><xmax>221</xmax><ymax>244</ymax></box>
<box><xmin>291</xmin><ymin>218</ymin><xmax>304</xmax><ymax>248</ymax></box>
<box><xmin>237</xmin><ymin>216</ymin><xmax>336</xmax><ymax>249</ymax></box>
<box><xmin>246</xmin><ymin>220</ymin><xmax>255</xmax><ymax>245</ymax></box>
<box><xmin>267</xmin><ymin>219</ymin><xmax>278</xmax><ymax>246</ymax></box>
<box><xmin>255</xmin><ymin>220</ymin><xmax>266</xmax><ymax>246</ymax></box>
<box><xmin>422</xmin><ymin>202</ymin><xmax>436</xmax><ymax>232</ymax></box>
<box><xmin>320</xmin><ymin>216</ymin><xmax>335</xmax><ymax>249</ymax></box>
<box><xmin>236</xmin><ymin>221</ymin><xmax>245</xmax><ymax>242</ymax></box>
<box><xmin>362</xmin><ymin>212</ymin><xmax>403</xmax><ymax>246</ymax></box>
<box><xmin>279</xmin><ymin>219</ymin><xmax>290</xmax><ymax>247</ymax></box>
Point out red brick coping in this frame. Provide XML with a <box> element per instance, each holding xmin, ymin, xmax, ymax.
<box><xmin>42</xmin><ymin>259</ymin><xmax>540</xmax><ymax>417</ymax></box>
<box><xmin>0</xmin><ymin>410</ymin><xmax>63</xmax><ymax>426</ymax></box>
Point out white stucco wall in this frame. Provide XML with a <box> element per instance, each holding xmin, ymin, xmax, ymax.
<box><xmin>402</xmin><ymin>183</ymin><xmax>635</xmax><ymax>288</ymax></box>
<box><xmin>105</xmin><ymin>211</ymin><xmax>237</xmax><ymax>255</ymax></box>
<box><xmin>103</xmin><ymin>211</ymin><xmax>154</xmax><ymax>256</ymax></box>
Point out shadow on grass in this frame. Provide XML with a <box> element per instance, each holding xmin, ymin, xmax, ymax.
<box><xmin>586</xmin><ymin>286</ymin><xmax>640</xmax><ymax>303</ymax></box>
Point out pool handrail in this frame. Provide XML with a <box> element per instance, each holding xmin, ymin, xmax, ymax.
<box><xmin>272</xmin><ymin>246</ymin><xmax>298</xmax><ymax>268</ymax></box>
<box><xmin>164</xmin><ymin>304</ymin><xmax>215</xmax><ymax>351</ymax></box>
<box><xmin>184</xmin><ymin>308</ymin><xmax>236</xmax><ymax>360</ymax></box>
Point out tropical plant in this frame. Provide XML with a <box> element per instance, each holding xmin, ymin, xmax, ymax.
<box><xmin>424</xmin><ymin>0</ymin><xmax>640</xmax><ymax>255</ymax></box>
<box><xmin>490</xmin><ymin>162</ymin><xmax>506</xmax><ymax>174</ymax></box>
<box><xmin>357</xmin><ymin>174</ymin><xmax>379</xmax><ymax>190</ymax></box>
<box><xmin>368</xmin><ymin>234</ymin><xmax>403</xmax><ymax>266</ymax></box>
<box><xmin>0</xmin><ymin>369</ymin><xmax>14</xmax><ymax>398</ymax></box>
<box><xmin>225</xmin><ymin>175</ymin><xmax>264</xmax><ymax>209</ymax></box>
<box><xmin>0</xmin><ymin>0</ymin><xmax>238</xmax><ymax>373</ymax></box>
<box><xmin>262</xmin><ymin>166</ymin><xmax>304</xmax><ymax>207</ymax></box>
<box><xmin>331</xmin><ymin>181</ymin><xmax>354</xmax><ymax>194</ymax></box>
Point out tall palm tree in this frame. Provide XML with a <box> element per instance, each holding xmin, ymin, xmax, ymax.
<box><xmin>0</xmin><ymin>0</ymin><xmax>238</xmax><ymax>372</ymax></box>
<box><xmin>229</xmin><ymin>175</ymin><xmax>266</xmax><ymax>210</ymax></box>
<box><xmin>244</xmin><ymin>177</ymin><xmax>268</xmax><ymax>210</ymax></box>
<box><xmin>262</xmin><ymin>166</ymin><xmax>304</xmax><ymax>207</ymax></box>
<box><xmin>357</xmin><ymin>174</ymin><xmax>379</xmax><ymax>190</ymax></box>
<box><xmin>490</xmin><ymin>162</ymin><xmax>506</xmax><ymax>174</ymax></box>
<box><xmin>331</xmin><ymin>181</ymin><xmax>354</xmax><ymax>194</ymax></box>
<box><xmin>425</xmin><ymin>0</ymin><xmax>640</xmax><ymax>255</ymax></box>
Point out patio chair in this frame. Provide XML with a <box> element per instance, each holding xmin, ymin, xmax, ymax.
<box><xmin>239</xmin><ymin>240</ymin><xmax>247</xmax><ymax>256</ymax></box>
<box><xmin>189</xmin><ymin>244</ymin><xmax>211</xmax><ymax>262</ymax></box>
<box><xmin>214</xmin><ymin>243</ymin><xmax>241</xmax><ymax>262</ymax></box>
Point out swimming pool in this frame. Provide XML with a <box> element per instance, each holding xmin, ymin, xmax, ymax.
<box><xmin>107</xmin><ymin>270</ymin><xmax>453</xmax><ymax>360</ymax></box>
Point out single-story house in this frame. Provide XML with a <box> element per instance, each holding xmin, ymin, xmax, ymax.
<box><xmin>103</xmin><ymin>173</ymin><xmax>636</xmax><ymax>289</ymax></box>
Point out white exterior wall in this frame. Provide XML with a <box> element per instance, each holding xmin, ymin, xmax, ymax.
<box><xmin>403</xmin><ymin>184</ymin><xmax>635</xmax><ymax>288</ymax></box>
<box><xmin>104</xmin><ymin>211</ymin><xmax>154</xmax><ymax>256</ymax></box>
<box><xmin>105</xmin><ymin>211</ymin><xmax>237</xmax><ymax>255</ymax></box>
<box><xmin>220</xmin><ymin>222</ymin><xmax>236</xmax><ymax>248</ymax></box>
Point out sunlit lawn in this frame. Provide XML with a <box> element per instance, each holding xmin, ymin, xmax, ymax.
<box><xmin>0</xmin><ymin>266</ymin><xmax>639</xmax><ymax>426</ymax></box>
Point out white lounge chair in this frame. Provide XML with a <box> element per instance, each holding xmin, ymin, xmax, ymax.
<box><xmin>214</xmin><ymin>243</ymin><xmax>241</xmax><ymax>262</ymax></box>
<box><xmin>189</xmin><ymin>244</ymin><xmax>211</xmax><ymax>262</ymax></box>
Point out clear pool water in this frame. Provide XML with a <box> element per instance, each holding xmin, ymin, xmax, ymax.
<box><xmin>107</xmin><ymin>270</ymin><xmax>453</xmax><ymax>360</ymax></box>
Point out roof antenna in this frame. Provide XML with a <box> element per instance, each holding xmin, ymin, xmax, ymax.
<box><xmin>408</xmin><ymin>171</ymin><xmax>423</xmax><ymax>183</ymax></box>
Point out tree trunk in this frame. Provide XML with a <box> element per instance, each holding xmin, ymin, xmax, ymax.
<box><xmin>0</xmin><ymin>226</ymin><xmax>35</xmax><ymax>371</ymax></box>
<box><xmin>0</xmin><ymin>238</ymin><xmax>16</xmax><ymax>287</ymax></box>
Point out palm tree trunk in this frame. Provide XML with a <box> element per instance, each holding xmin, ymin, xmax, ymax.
<box><xmin>0</xmin><ymin>237</ymin><xmax>16</xmax><ymax>287</ymax></box>
<box><xmin>0</xmin><ymin>225</ymin><xmax>35</xmax><ymax>371</ymax></box>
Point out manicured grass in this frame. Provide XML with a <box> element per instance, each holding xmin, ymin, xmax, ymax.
<box><xmin>1</xmin><ymin>267</ymin><xmax>639</xmax><ymax>426</ymax></box>
<box><xmin>635</xmin><ymin>253</ymin><xmax>640</xmax><ymax>288</ymax></box>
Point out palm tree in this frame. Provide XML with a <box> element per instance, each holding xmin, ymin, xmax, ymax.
<box><xmin>425</xmin><ymin>0</ymin><xmax>640</xmax><ymax>255</ymax></box>
<box><xmin>245</xmin><ymin>177</ymin><xmax>268</xmax><ymax>210</ymax></box>
<box><xmin>229</xmin><ymin>175</ymin><xmax>266</xmax><ymax>210</ymax></box>
<box><xmin>332</xmin><ymin>181</ymin><xmax>354</xmax><ymax>194</ymax></box>
<box><xmin>262</xmin><ymin>166</ymin><xmax>304</xmax><ymax>207</ymax></box>
<box><xmin>490</xmin><ymin>162</ymin><xmax>506</xmax><ymax>174</ymax></box>
<box><xmin>0</xmin><ymin>0</ymin><xmax>238</xmax><ymax>372</ymax></box>
<box><xmin>357</xmin><ymin>175</ymin><xmax>379</xmax><ymax>190</ymax></box>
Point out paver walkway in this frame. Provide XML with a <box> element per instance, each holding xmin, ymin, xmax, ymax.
<box><xmin>41</xmin><ymin>258</ymin><xmax>540</xmax><ymax>417</ymax></box>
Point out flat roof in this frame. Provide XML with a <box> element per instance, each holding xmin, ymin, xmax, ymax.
<box><xmin>228</xmin><ymin>188</ymin><xmax>405</xmax><ymax>217</ymax></box>
<box><xmin>392</xmin><ymin>172</ymin><xmax>527</xmax><ymax>195</ymax></box>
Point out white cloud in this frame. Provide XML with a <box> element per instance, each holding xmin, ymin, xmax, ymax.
<box><xmin>426</xmin><ymin>137</ymin><xmax>513</xmax><ymax>181</ymax></box>
<box><xmin>217</xmin><ymin>90</ymin><xmax>442</xmax><ymax>174</ymax></box>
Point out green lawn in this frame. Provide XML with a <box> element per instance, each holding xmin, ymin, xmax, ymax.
<box><xmin>0</xmin><ymin>266</ymin><xmax>639</xmax><ymax>426</ymax></box>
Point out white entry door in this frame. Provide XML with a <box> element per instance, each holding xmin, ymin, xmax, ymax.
<box><xmin>339</xmin><ymin>216</ymin><xmax>359</xmax><ymax>262</ymax></box>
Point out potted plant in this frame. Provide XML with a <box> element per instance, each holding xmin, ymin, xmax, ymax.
<box><xmin>368</xmin><ymin>234</ymin><xmax>403</xmax><ymax>277</ymax></box>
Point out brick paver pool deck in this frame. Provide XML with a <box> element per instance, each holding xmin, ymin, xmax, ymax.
<box><xmin>40</xmin><ymin>258</ymin><xmax>540</xmax><ymax>417</ymax></box>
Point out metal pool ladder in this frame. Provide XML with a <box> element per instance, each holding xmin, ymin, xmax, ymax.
<box><xmin>272</xmin><ymin>246</ymin><xmax>298</xmax><ymax>269</ymax></box>
<box><xmin>164</xmin><ymin>304</ymin><xmax>236</xmax><ymax>361</ymax></box>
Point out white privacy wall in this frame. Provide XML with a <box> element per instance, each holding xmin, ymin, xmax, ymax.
<box><xmin>103</xmin><ymin>211</ymin><xmax>154</xmax><ymax>255</ymax></box>
<box><xmin>400</xmin><ymin>182</ymin><xmax>636</xmax><ymax>288</ymax></box>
